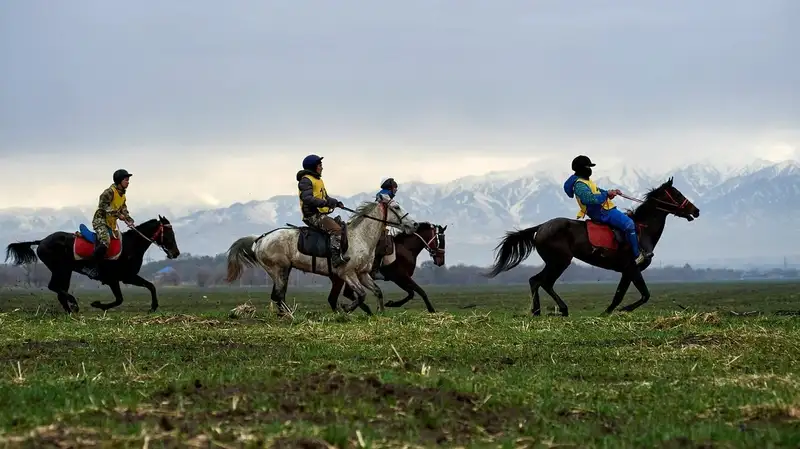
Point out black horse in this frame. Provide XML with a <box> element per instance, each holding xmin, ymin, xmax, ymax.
<box><xmin>5</xmin><ymin>216</ymin><xmax>180</xmax><ymax>314</ymax></box>
<box><xmin>486</xmin><ymin>178</ymin><xmax>700</xmax><ymax>316</ymax></box>
<box><xmin>328</xmin><ymin>222</ymin><xmax>447</xmax><ymax>313</ymax></box>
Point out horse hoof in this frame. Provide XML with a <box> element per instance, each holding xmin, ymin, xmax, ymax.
<box><xmin>90</xmin><ymin>301</ymin><xmax>103</xmax><ymax>309</ymax></box>
<box><xmin>384</xmin><ymin>301</ymin><xmax>399</xmax><ymax>308</ymax></box>
<box><xmin>149</xmin><ymin>308</ymin><xmax>158</xmax><ymax>313</ymax></box>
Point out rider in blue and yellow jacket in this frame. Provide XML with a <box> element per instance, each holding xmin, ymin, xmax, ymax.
<box><xmin>563</xmin><ymin>155</ymin><xmax>652</xmax><ymax>266</ymax></box>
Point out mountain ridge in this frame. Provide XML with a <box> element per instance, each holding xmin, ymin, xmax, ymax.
<box><xmin>1</xmin><ymin>158</ymin><xmax>799</xmax><ymax>268</ymax></box>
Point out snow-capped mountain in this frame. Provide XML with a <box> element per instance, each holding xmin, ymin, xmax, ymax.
<box><xmin>2</xmin><ymin>159</ymin><xmax>799</xmax><ymax>268</ymax></box>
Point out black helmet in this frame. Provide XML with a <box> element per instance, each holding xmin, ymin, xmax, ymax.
<box><xmin>381</xmin><ymin>177</ymin><xmax>397</xmax><ymax>190</ymax></box>
<box><xmin>113</xmin><ymin>169</ymin><xmax>133</xmax><ymax>185</ymax></box>
<box><xmin>571</xmin><ymin>155</ymin><xmax>596</xmax><ymax>172</ymax></box>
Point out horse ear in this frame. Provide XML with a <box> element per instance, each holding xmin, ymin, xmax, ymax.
<box><xmin>668</xmin><ymin>176</ymin><xmax>674</xmax><ymax>186</ymax></box>
<box><xmin>158</xmin><ymin>214</ymin><xmax>163</xmax><ymax>221</ymax></box>
<box><xmin>442</xmin><ymin>225</ymin><xmax>448</xmax><ymax>231</ymax></box>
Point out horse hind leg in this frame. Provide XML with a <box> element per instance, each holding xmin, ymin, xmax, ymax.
<box><xmin>266</xmin><ymin>264</ymin><xmax>293</xmax><ymax>317</ymax></box>
<box><xmin>537</xmin><ymin>258</ymin><xmax>572</xmax><ymax>317</ymax></box>
<box><xmin>47</xmin><ymin>268</ymin><xmax>77</xmax><ymax>313</ymax></box>
<box><xmin>528</xmin><ymin>271</ymin><xmax>545</xmax><ymax>316</ymax></box>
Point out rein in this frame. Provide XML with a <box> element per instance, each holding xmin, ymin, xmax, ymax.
<box><xmin>414</xmin><ymin>228</ymin><xmax>445</xmax><ymax>257</ymax></box>
<box><xmin>617</xmin><ymin>192</ymin><xmax>688</xmax><ymax>216</ymax></box>
<box><xmin>339</xmin><ymin>204</ymin><xmax>410</xmax><ymax>227</ymax></box>
<box><xmin>123</xmin><ymin>221</ymin><xmax>172</xmax><ymax>257</ymax></box>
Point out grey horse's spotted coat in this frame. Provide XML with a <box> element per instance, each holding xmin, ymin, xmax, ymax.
<box><xmin>226</xmin><ymin>199</ymin><xmax>418</xmax><ymax>315</ymax></box>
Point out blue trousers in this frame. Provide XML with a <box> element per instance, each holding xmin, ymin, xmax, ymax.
<box><xmin>595</xmin><ymin>208</ymin><xmax>640</xmax><ymax>258</ymax></box>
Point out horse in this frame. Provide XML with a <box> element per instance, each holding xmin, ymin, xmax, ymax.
<box><xmin>224</xmin><ymin>198</ymin><xmax>419</xmax><ymax>316</ymax></box>
<box><xmin>5</xmin><ymin>216</ymin><xmax>181</xmax><ymax>314</ymax></box>
<box><xmin>326</xmin><ymin>222</ymin><xmax>447</xmax><ymax>314</ymax></box>
<box><xmin>485</xmin><ymin>178</ymin><xmax>700</xmax><ymax>316</ymax></box>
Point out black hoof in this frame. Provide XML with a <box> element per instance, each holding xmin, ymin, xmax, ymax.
<box><xmin>385</xmin><ymin>301</ymin><xmax>400</xmax><ymax>308</ymax></box>
<box><xmin>90</xmin><ymin>301</ymin><xmax>104</xmax><ymax>309</ymax></box>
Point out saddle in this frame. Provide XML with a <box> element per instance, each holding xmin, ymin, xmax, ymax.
<box><xmin>585</xmin><ymin>220</ymin><xmax>633</xmax><ymax>252</ymax></box>
<box><xmin>286</xmin><ymin>216</ymin><xmax>349</xmax><ymax>273</ymax></box>
<box><xmin>73</xmin><ymin>224</ymin><xmax>123</xmax><ymax>261</ymax></box>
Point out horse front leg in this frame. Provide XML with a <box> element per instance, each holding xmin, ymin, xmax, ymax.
<box><xmin>91</xmin><ymin>280</ymin><xmax>125</xmax><ymax>311</ymax></box>
<box><xmin>357</xmin><ymin>272</ymin><xmax>385</xmax><ymax>313</ymax></box>
<box><xmin>619</xmin><ymin>268</ymin><xmax>651</xmax><ymax>312</ymax></box>
<box><xmin>604</xmin><ymin>274</ymin><xmax>632</xmax><ymax>315</ymax></box>
<box><xmin>342</xmin><ymin>274</ymin><xmax>369</xmax><ymax>314</ymax></box>
<box><xmin>122</xmin><ymin>274</ymin><xmax>159</xmax><ymax>313</ymax></box>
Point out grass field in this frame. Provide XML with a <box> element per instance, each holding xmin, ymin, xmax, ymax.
<box><xmin>0</xmin><ymin>281</ymin><xmax>799</xmax><ymax>448</ymax></box>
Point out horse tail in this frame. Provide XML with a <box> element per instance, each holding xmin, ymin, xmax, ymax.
<box><xmin>225</xmin><ymin>236</ymin><xmax>259</xmax><ymax>283</ymax></box>
<box><xmin>485</xmin><ymin>225</ymin><xmax>541</xmax><ymax>278</ymax></box>
<box><xmin>5</xmin><ymin>241</ymin><xmax>41</xmax><ymax>266</ymax></box>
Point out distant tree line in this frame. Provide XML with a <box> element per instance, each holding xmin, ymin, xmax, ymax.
<box><xmin>3</xmin><ymin>253</ymin><xmax>797</xmax><ymax>289</ymax></box>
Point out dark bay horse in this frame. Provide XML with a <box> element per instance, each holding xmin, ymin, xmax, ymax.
<box><xmin>327</xmin><ymin>222</ymin><xmax>447</xmax><ymax>313</ymax></box>
<box><xmin>5</xmin><ymin>216</ymin><xmax>180</xmax><ymax>314</ymax></box>
<box><xmin>486</xmin><ymin>178</ymin><xmax>700</xmax><ymax>316</ymax></box>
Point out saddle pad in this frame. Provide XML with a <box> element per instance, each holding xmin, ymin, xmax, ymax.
<box><xmin>586</xmin><ymin>221</ymin><xmax>619</xmax><ymax>250</ymax></box>
<box><xmin>74</xmin><ymin>235</ymin><xmax>122</xmax><ymax>261</ymax></box>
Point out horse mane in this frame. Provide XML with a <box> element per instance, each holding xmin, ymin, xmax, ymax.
<box><xmin>346</xmin><ymin>201</ymin><xmax>380</xmax><ymax>227</ymax></box>
<box><xmin>632</xmin><ymin>177</ymin><xmax>673</xmax><ymax>221</ymax></box>
<box><xmin>121</xmin><ymin>218</ymin><xmax>161</xmax><ymax>236</ymax></box>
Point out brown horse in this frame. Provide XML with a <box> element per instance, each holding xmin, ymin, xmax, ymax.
<box><xmin>486</xmin><ymin>178</ymin><xmax>700</xmax><ymax>316</ymax></box>
<box><xmin>327</xmin><ymin>222</ymin><xmax>446</xmax><ymax>313</ymax></box>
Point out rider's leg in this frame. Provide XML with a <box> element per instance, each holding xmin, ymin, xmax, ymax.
<box><xmin>316</xmin><ymin>215</ymin><xmax>349</xmax><ymax>267</ymax></box>
<box><xmin>371</xmin><ymin>234</ymin><xmax>387</xmax><ymax>280</ymax></box>
<box><xmin>605</xmin><ymin>208</ymin><xmax>648</xmax><ymax>264</ymax></box>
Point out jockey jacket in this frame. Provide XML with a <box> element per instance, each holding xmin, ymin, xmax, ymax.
<box><xmin>563</xmin><ymin>175</ymin><xmax>616</xmax><ymax>219</ymax></box>
<box><xmin>296</xmin><ymin>170</ymin><xmax>338</xmax><ymax>218</ymax></box>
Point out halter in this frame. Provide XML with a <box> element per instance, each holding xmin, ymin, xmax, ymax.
<box><xmin>125</xmin><ymin>221</ymin><xmax>173</xmax><ymax>257</ymax></box>
<box><xmin>414</xmin><ymin>225</ymin><xmax>445</xmax><ymax>258</ymax></box>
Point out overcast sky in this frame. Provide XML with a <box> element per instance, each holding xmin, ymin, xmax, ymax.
<box><xmin>1</xmin><ymin>0</ymin><xmax>798</xmax><ymax>209</ymax></box>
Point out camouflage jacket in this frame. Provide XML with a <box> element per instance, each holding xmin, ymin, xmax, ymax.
<box><xmin>94</xmin><ymin>185</ymin><xmax>131</xmax><ymax>221</ymax></box>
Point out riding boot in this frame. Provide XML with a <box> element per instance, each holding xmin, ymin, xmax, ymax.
<box><xmin>330</xmin><ymin>234</ymin><xmax>350</xmax><ymax>268</ymax></box>
<box><xmin>87</xmin><ymin>242</ymin><xmax>107</xmax><ymax>278</ymax></box>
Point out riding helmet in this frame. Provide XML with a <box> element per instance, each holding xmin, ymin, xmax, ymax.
<box><xmin>381</xmin><ymin>177</ymin><xmax>398</xmax><ymax>190</ymax></box>
<box><xmin>113</xmin><ymin>169</ymin><xmax>133</xmax><ymax>185</ymax></box>
<box><xmin>302</xmin><ymin>154</ymin><xmax>324</xmax><ymax>171</ymax></box>
<box><xmin>571</xmin><ymin>155</ymin><xmax>596</xmax><ymax>172</ymax></box>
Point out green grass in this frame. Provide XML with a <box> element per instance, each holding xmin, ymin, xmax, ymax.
<box><xmin>0</xmin><ymin>281</ymin><xmax>799</xmax><ymax>448</ymax></box>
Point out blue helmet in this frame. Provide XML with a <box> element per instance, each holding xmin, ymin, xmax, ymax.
<box><xmin>302</xmin><ymin>154</ymin><xmax>323</xmax><ymax>171</ymax></box>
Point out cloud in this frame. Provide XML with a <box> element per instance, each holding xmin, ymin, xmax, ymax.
<box><xmin>0</xmin><ymin>0</ymin><xmax>797</xmax><ymax>208</ymax></box>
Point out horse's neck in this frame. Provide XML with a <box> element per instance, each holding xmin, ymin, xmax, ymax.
<box><xmin>405</xmin><ymin>233</ymin><xmax>428</xmax><ymax>257</ymax></box>
<box><xmin>349</xmin><ymin>213</ymin><xmax>386</xmax><ymax>245</ymax></box>
<box><xmin>635</xmin><ymin>205</ymin><xmax>668</xmax><ymax>247</ymax></box>
<box><xmin>123</xmin><ymin>225</ymin><xmax>154</xmax><ymax>258</ymax></box>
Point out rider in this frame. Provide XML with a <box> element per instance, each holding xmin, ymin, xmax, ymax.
<box><xmin>296</xmin><ymin>154</ymin><xmax>349</xmax><ymax>267</ymax></box>
<box><xmin>91</xmin><ymin>169</ymin><xmax>135</xmax><ymax>267</ymax></box>
<box><xmin>563</xmin><ymin>155</ymin><xmax>652</xmax><ymax>266</ymax></box>
<box><xmin>371</xmin><ymin>178</ymin><xmax>399</xmax><ymax>280</ymax></box>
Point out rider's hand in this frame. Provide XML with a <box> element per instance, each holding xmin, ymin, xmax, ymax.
<box><xmin>607</xmin><ymin>190</ymin><xmax>617</xmax><ymax>199</ymax></box>
<box><xmin>336</xmin><ymin>201</ymin><xmax>345</xmax><ymax>208</ymax></box>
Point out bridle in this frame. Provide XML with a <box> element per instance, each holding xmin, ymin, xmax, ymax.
<box><xmin>124</xmin><ymin>221</ymin><xmax>174</xmax><ymax>257</ymax></box>
<box><xmin>414</xmin><ymin>225</ymin><xmax>445</xmax><ymax>259</ymax></box>
<box><xmin>618</xmin><ymin>190</ymin><xmax>691</xmax><ymax>218</ymax></box>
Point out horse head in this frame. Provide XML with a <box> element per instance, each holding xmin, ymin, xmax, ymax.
<box><xmin>416</xmin><ymin>222</ymin><xmax>447</xmax><ymax>266</ymax></box>
<box><xmin>135</xmin><ymin>215</ymin><xmax>181</xmax><ymax>259</ymax></box>
<box><xmin>643</xmin><ymin>177</ymin><xmax>700</xmax><ymax>221</ymax></box>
